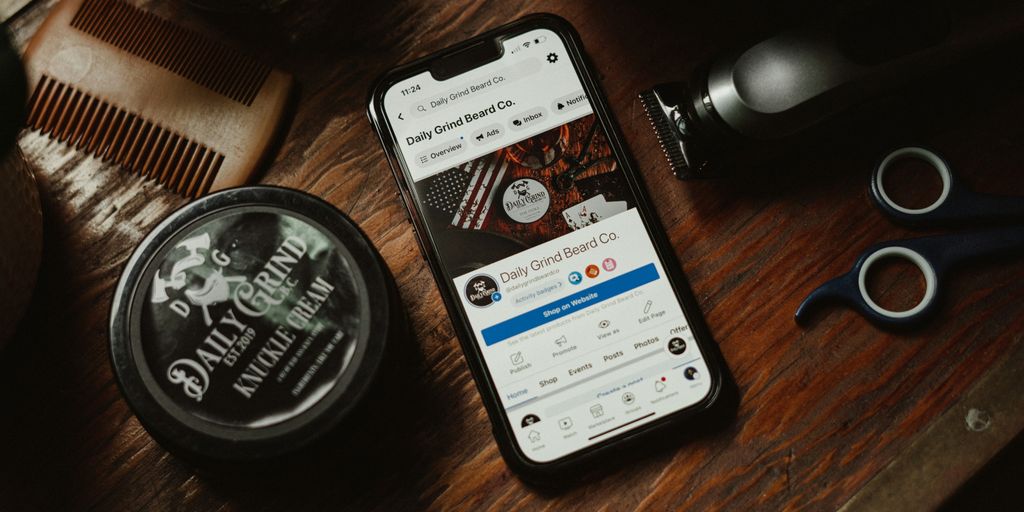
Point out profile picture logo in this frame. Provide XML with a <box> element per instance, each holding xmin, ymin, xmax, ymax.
<box><xmin>502</xmin><ymin>178</ymin><xmax>550</xmax><ymax>224</ymax></box>
<box><xmin>567</xmin><ymin>271</ymin><xmax>583</xmax><ymax>285</ymax></box>
<box><xmin>465</xmin><ymin>274</ymin><xmax>500</xmax><ymax>307</ymax></box>
<box><xmin>585</xmin><ymin>264</ymin><xmax>600</xmax><ymax>279</ymax></box>
<box><xmin>667</xmin><ymin>337</ymin><xmax>687</xmax><ymax>355</ymax></box>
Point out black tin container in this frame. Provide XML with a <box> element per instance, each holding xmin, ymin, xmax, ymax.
<box><xmin>110</xmin><ymin>186</ymin><xmax>401</xmax><ymax>465</ymax></box>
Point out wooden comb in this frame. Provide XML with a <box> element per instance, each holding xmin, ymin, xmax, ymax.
<box><xmin>22</xmin><ymin>0</ymin><xmax>292</xmax><ymax>198</ymax></box>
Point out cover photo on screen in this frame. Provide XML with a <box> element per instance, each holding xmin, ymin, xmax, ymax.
<box><xmin>414</xmin><ymin>114</ymin><xmax>635</xmax><ymax>275</ymax></box>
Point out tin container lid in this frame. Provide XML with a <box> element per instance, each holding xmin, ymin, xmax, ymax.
<box><xmin>109</xmin><ymin>186</ymin><xmax>395</xmax><ymax>464</ymax></box>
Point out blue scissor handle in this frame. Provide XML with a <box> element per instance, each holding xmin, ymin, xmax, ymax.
<box><xmin>870</xmin><ymin>147</ymin><xmax>1024</xmax><ymax>227</ymax></box>
<box><xmin>795</xmin><ymin>226</ymin><xmax>1024</xmax><ymax>329</ymax></box>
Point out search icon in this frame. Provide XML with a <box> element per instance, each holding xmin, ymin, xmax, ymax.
<box><xmin>411</xmin><ymin>58</ymin><xmax>543</xmax><ymax>118</ymax></box>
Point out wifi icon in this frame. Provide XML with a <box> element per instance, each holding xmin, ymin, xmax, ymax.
<box><xmin>523</xmin><ymin>41</ymin><xmax>531</xmax><ymax>48</ymax></box>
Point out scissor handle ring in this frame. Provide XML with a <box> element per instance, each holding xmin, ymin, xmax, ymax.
<box><xmin>874</xmin><ymin>147</ymin><xmax>952</xmax><ymax>215</ymax></box>
<box><xmin>856</xmin><ymin>246</ymin><xmax>937</xmax><ymax>319</ymax></box>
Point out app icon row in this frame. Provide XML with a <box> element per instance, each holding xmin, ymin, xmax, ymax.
<box><xmin>567</xmin><ymin>257</ymin><xmax>617</xmax><ymax>285</ymax></box>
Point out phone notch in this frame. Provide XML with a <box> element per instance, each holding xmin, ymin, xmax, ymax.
<box><xmin>430</xmin><ymin>38</ymin><xmax>504</xmax><ymax>81</ymax></box>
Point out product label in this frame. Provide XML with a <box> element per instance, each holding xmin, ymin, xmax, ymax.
<box><xmin>140</xmin><ymin>209</ymin><xmax>363</xmax><ymax>428</ymax></box>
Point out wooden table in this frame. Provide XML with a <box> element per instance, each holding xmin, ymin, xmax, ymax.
<box><xmin>3</xmin><ymin>1</ymin><xmax>1023</xmax><ymax>510</ymax></box>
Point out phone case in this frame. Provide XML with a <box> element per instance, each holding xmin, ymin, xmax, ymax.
<box><xmin>367</xmin><ymin>13</ymin><xmax>736</xmax><ymax>485</ymax></box>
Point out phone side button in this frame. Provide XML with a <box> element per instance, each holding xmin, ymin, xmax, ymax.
<box><xmin>405</xmin><ymin>215</ymin><xmax>429</xmax><ymax>261</ymax></box>
<box><xmin>396</xmin><ymin>191</ymin><xmax>413</xmax><ymax>224</ymax></box>
<box><xmin>394</xmin><ymin>192</ymin><xmax>429</xmax><ymax>261</ymax></box>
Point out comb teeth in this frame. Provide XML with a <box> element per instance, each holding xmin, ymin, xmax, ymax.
<box><xmin>638</xmin><ymin>89</ymin><xmax>688</xmax><ymax>177</ymax></box>
<box><xmin>27</xmin><ymin>75</ymin><xmax>224</xmax><ymax>198</ymax></box>
<box><xmin>69</xmin><ymin>0</ymin><xmax>270</xmax><ymax>106</ymax></box>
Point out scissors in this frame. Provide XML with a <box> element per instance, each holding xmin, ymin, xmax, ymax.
<box><xmin>795</xmin><ymin>146</ymin><xmax>1024</xmax><ymax>329</ymax></box>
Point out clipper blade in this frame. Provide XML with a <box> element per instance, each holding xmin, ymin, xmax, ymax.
<box><xmin>638</xmin><ymin>83</ymin><xmax>711</xmax><ymax>179</ymax></box>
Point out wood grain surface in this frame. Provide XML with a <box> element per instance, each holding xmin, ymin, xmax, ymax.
<box><xmin>2</xmin><ymin>1</ymin><xmax>1023</xmax><ymax>510</ymax></box>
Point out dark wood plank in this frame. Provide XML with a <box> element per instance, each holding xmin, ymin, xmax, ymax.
<box><xmin>2</xmin><ymin>1</ymin><xmax>1022</xmax><ymax>510</ymax></box>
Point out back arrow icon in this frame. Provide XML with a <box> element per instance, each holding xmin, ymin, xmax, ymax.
<box><xmin>398</xmin><ymin>112</ymin><xmax>404</xmax><ymax>120</ymax></box>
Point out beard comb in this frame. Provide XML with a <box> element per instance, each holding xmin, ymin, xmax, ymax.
<box><xmin>22</xmin><ymin>0</ymin><xmax>292</xmax><ymax>198</ymax></box>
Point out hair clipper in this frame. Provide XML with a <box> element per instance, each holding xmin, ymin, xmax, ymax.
<box><xmin>640</xmin><ymin>0</ymin><xmax>1024</xmax><ymax>179</ymax></box>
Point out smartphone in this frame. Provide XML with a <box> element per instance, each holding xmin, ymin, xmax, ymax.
<box><xmin>368</xmin><ymin>14</ymin><xmax>731</xmax><ymax>482</ymax></box>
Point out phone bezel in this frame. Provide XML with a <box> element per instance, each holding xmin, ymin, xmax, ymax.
<box><xmin>367</xmin><ymin>13</ymin><xmax>731</xmax><ymax>483</ymax></box>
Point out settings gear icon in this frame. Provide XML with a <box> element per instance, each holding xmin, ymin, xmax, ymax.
<box><xmin>546</xmin><ymin>52</ymin><xmax>558</xmax><ymax>63</ymax></box>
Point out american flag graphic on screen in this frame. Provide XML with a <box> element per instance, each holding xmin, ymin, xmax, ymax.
<box><xmin>422</xmin><ymin>150</ymin><xmax>508</xmax><ymax>230</ymax></box>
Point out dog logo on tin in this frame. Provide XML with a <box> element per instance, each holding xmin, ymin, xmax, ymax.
<box><xmin>150</xmin><ymin>232</ymin><xmax>245</xmax><ymax>327</ymax></box>
<box><xmin>465</xmin><ymin>274</ymin><xmax>500</xmax><ymax>307</ymax></box>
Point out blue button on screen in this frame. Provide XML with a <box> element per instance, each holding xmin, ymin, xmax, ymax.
<box><xmin>481</xmin><ymin>263</ymin><xmax>660</xmax><ymax>346</ymax></box>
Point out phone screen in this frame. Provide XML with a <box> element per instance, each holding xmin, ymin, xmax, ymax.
<box><xmin>380</xmin><ymin>27</ymin><xmax>712</xmax><ymax>463</ymax></box>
